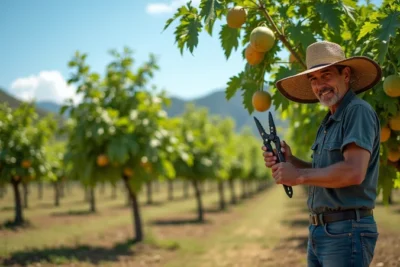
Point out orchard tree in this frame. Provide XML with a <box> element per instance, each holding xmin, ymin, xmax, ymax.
<box><xmin>165</xmin><ymin>0</ymin><xmax>400</xmax><ymax>202</ymax></box>
<box><xmin>0</xmin><ymin>103</ymin><xmax>56</xmax><ymax>225</ymax></box>
<box><xmin>62</xmin><ymin>48</ymin><xmax>191</xmax><ymax>241</ymax></box>
<box><xmin>212</xmin><ymin>116</ymin><xmax>237</xmax><ymax>210</ymax></box>
<box><xmin>172</xmin><ymin>104</ymin><xmax>225</xmax><ymax>221</ymax></box>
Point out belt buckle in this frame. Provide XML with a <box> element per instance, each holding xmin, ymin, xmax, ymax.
<box><xmin>310</xmin><ymin>214</ymin><xmax>318</xmax><ymax>225</ymax></box>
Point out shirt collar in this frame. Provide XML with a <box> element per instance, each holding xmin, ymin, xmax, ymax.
<box><xmin>322</xmin><ymin>89</ymin><xmax>356</xmax><ymax>125</ymax></box>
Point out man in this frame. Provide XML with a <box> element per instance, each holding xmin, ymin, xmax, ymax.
<box><xmin>262</xmin><ymin>41</ymin><xmax>382</xmax><ymax>266</ymax></box>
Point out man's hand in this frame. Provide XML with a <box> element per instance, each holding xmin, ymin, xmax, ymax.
<box><xmin>262</xmin><ymin>140</ymin><xmax>293</xmax><ymax>167</ymax></box>
<box><xmin>271</xmin><ymin>162</ymin><xmax>302</xmax><ymax>186</ymax></box>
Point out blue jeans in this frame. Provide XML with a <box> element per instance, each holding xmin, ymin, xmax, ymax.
<box><xmin>307</xmin><ymin>215</ymin><xmax>379</xmax><ymax>267</ymax></box>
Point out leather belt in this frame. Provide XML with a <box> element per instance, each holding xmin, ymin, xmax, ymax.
<box><xmin>309</xmin><ymin>209</ymin><xmax>373</xmax><ymax>226</ymax></box>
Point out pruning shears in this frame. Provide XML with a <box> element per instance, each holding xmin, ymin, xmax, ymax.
<box><xmin>254</xmin><ymin>112</ymin><xmax>293</xmax><ymax>198</ymax></box>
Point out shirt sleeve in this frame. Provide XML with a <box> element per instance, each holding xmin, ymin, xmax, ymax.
<box><xmin>341</xmin><ymin>104</ymin><xmax>378</xmax><ymax>154</ymax></box>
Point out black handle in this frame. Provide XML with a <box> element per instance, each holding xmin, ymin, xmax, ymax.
<box><xmin>274</xmin><ymin>144</ymin><xmax>294</xmax><ymax>198</ymax></box>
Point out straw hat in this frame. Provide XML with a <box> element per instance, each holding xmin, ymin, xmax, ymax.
<box><xmin>275</xmin><ymin>41</ymin><xmax>382</xmax><ymax>103</ymax></box>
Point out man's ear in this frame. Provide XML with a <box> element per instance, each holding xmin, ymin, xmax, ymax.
<box><xmin>343</xmin><ymin>66</ymin><xmax>351</xmax><ymax>83</ymax></box>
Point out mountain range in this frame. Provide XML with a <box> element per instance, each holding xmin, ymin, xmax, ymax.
<box><xmin>0</xmin><ymin>88</ymin><xmax>287</xmax><ymax>136</ymax></box>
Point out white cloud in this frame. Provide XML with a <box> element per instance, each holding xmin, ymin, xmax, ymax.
<box><xmin>146</xmin><ymin>0</ymin><xmax>200</xmax><ymax>15</ymax></box>
<box><xmin>9</xmin><ymin>71</ymin><xmax>80</xmax><ymax>105</ymax></box>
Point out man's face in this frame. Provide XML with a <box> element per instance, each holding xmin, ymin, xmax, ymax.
<box><xmin>307</xmin><ymin>66</ymin><xmax>350</xmax><ymax>107</ymax></box>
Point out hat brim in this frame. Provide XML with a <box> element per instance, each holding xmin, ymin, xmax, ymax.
<box><xmin>275</xmin><ymin>56</ymin><xmax>382</xmax><ymax>104</ymax></box>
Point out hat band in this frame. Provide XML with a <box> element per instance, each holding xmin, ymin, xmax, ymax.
<box><xmin>309</xmin><ymin>63</ymin><xmax>329</xmax><ymax>69</ymax></box>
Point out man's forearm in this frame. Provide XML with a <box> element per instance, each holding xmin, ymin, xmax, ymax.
<box><xmin>297</xmin><ymin>161</ymin><xmax>361</xmax><ymax>188</ymax></box>
<box><xmin>287</xmin><ymin>155</ymin><xmax>312</xmax><ymax>169</ymax></box>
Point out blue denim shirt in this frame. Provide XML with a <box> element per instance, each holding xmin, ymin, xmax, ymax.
<box><xmin>308</xmin><ymin>89</ymin><xmax>380</xmax><ymax>214</ymax></box>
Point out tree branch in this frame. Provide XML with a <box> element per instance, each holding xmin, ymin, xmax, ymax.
<box><xmin>257</xmin><ymin>1</ymin><xmax>307</xmax><ymax>70</ymax></box>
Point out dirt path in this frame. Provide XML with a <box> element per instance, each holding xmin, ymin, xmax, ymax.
<box><xmin>2</xmin><ymin>184</ymin><xmax>400</xmax><ymax>267</ymax></box>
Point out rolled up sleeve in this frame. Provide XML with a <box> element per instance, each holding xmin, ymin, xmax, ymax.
<box><xmin>341</xmin><ymin>104</ymin><xmax>378</xmax><ymax>155</ymax></box>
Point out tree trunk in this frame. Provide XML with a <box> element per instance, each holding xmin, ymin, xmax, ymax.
<box><xmin>84</xmin><ymin>187</ymin><xmax>90</xmax><ymax>202</ymax></box>
<box><xmin>89</xmin><ymin>186</ymin><xmax>96</xmax><ymax>212</ymax></box>
<box><xmin>12</xmin><ymin>179</ymin><xmax>24</xmax><ymax>225</ymax></box>
<box><xmin>218</xmin><ymin>180</ymin><xmax>226</xmax><ymax>210</ymax></box>
<box><xmin>54</xmin><ymin>180</ymin><xmax>60</xmax><ymax>207</ymax></box>
<box><xmin>388</xmin><ymin>191</ymin><xmax>393</xmax><ymax>205</ymax></box>
<box><xmin>123</xmin><ymin>174</ymin><xmax>143</xmax><ymax>242</ymax></box>
<box><xmin>146</xmin><ymin>181</ymin><xmax>152</xmax><ymax>204</ymax></box>
<box><xmin>183</xmin><ymin>180</ymin><xmax>189</xmax><ymax>199</ymax></box>
<box><xmin>100</xmin><ymin>183</ymin><xmax>105</xmax><ymax>195</ymax></box>
<box><xmin>22</xmin><ymin>183</ymin><xmax>29</xmax><ymax>209</ymax></box>
<box><xmin>229</xmin><ymin>178</ymin><xmax>236</xmax><ymax>204</ymax></box>
<box><xmin>192</xmin><ymin>179</ymin><xmax>204</xmax><ymax>222</ymax></box>
<box><xmin>38</xmin><ymin>181</ymin><xmax>43</xmax><ymax>200</ymax></box>
<box><xmin>0</xmin><ymin>186</ymin><xmax>5</xmax><ymax>199</ymax></box>
<box><xmin>59</xmin><ymin>181</ymin><xmax>65</xmax><ymax>198</ymax></box>
<box><xmin>241</xmin><ymin>180</ymin><xmax>247</xmax><ymax>199</ymax></box>
<box><xmin>111</xmin><ymin>184</ymin><xmax>117</xmax><ymax>199</ymax></box>
<box><xmin>168</xmin><ymin>180</ymin><xmax>174</xmax><ymax>201</ymax></box>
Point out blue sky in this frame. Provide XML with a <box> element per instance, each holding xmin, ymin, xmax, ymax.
<box><xmin>0</xmin><ymin>0</ymin><xmax>251</xmax><ymax>104</ymax></box>
<box><xmin>0</xmin><ymin>0</ymin><xmax>381</xmax><ymax>104</ymax></box>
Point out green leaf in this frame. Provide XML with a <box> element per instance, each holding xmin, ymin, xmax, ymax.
<box><xmin>226</xmin><ymin>72</ymin><xmax>244</xmax><ymax>100</ymax></box>
<box><xmin>286</xmin><ymin>22</ymin><xmax>317</xmax><ymax>53</ymax></box>
<box><xmin>60</xmin><ymin>105</ymin><xmax>69</xmax><ymax>116</ymax></box>
<box><xmin>163</xmin><ymin>5</ymin><xmax>190</xmax><ymax>32</ymax></box>
<box><xmin>199</xmin><ymin>0</ymin><xmax>224</xmax><ymax>35</ymax></box>
<box><xmin>315</xmin><ymin>2</ymin><xmax>342</xmax><ymax>34</ymax></box>
<box><xmin>219</xmin><ymin>25</ymin><xmax>240</xmax><ymax>59</ymax></box>
<box><xmin>271</xmin><ymin>66</ymin><xmax>297</xmax><ymax>111</ymax></box>
<box><xmin>107</xmin><ymin>138</ymin><xmax>129</xmax><ymax>164</ymax></box>
<box><xmin>174</xmin><ymin>14</ymin><xmax>202</xmax><ymax>54</ymax></box>
<box><xmin>357</xmin><ymin>22</ymin><xmax>379</xmax><ymax>41</ymax></box>
<box><xmin>241</xmin><ymin>81</ymin><xmax>258</xmax><ymax>114</ymax></box>
<box><xmin>340</xmin><ymin>1</ymin><xmax>356</xmax><ymax>23</ymax></box>
<box><xmin>376</xmin><ymin>11</ymin><xmax>400</xmax><ymax>42</ymax></box>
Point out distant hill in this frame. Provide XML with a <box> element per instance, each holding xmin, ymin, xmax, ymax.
<box><xmin>1</xmin><ymin>87</ymin><xmax>288</xmax><ymax>136</ymax></box>
<box><xmin>0</xmin><ymin>88</ymin><xmax>51</xmax><ymax>118</ymax></box>
<box><xmin>164</xmin><ymin>89</ymin><xmax>288</xmax><ymax>135</ymax></box>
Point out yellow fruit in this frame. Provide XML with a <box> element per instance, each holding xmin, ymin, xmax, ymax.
<box><xmin>96</xmin><ymin>154</ymin><xmax>109</xmax><ymax>167</ymax></box>
<box><xmin>21</xmin><ymin>160</ymin><xmax>31</xmax><ymax>168</ymax></box>
<box><xmin>123</xmin><ymin>167</ymin><xmax>134</xmax><ymax>177</ymax></box>
<box><xmin>383</xmin><ymin>75</ymin><xmax>400</xmax><ymax>97</ymax></box>
<box><xmin>252</xmin><ymin>91</ymin><xmax>272</xmax><ymax>112</ymax></box>
<box><xmin>226</xmin><ymin>6</ymin><xmax>247</xmax><ymax>29</ymax></box>
<box><xmin>389</xmin><ymin>114</ymin><xmax>400</xmax><ymax>131</ymax></box>
<box><xmin>380</xmin><ymin>126</ymin><xmax>391</xmax><ymax>142</ymax></box>
<box><xmin>250</xmin><ymin>26</ymin><xmax>275</xmax><ymax>53</ymax></box>
<box><xmin>388</xmin><ymin>150</ymin><xmax>400</xmax><ymax>162</ymax></box>
<box><xmin>245</xmin><ymin>45</ymin><xmax>265</xmax><ymax>66</ymax></box>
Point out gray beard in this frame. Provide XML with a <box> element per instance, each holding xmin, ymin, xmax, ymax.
<box><xmin>320</xmin><ymin>91</ymin><xmax>340</xmax><ymax>107</ymax></box>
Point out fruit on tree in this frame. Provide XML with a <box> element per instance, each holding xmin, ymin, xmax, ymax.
<box><xmin>389</xmin><ymin>114</ymin><xmax>400</xmax><ymax>131</ymax></box>
<box><xmin>252</xmin><ymin>91</ymin><xmax>272</xmax><ymax>112</ymax></box>
<box><xmin>383</xmin><ymin>75</ymin><xmax>400</xmax><ymax>97</ymax></box>
<box><xmin>21</xmin><ymin>160</ymin><xmax>31</xmax><ymax>169</ymax></box>
<box><xmin>245</xmin><ymin>45</ymin><xmax>265</xmax><ymax>66</ymax></box>
<box><xmin>226</xmin><ymin>6</ymin><xmax>247</xmax><ymax>29</ymax></box>
<box><xmin>380</xmin><ymin>126</ymin><xmax>391</xmax><ymax>142</ymax></box>
<box><xmin>123</xmin><ymin>167</ymin><xmax>134</xmax><ymax>177</ymax></box>
<box><xmin>96</xmin><ymin>154</ymin><xmax>109</xmax><ymax>167</ymax></box>
<box><xmin>388</xmin><ymin>150</ymin><xmax>400</xmax><ymax>162</ymax></box>
<box><xmin>250</xmin><ymin>26</ymin><xmax>275</xmax><ymax>53</ymax></box>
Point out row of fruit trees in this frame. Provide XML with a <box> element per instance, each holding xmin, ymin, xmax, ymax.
<box><xmin>164</xmin><ymin>0</ymin><xmax>400</xmax><ymax>202</ymax></box>
<box><xmin>0</xmin><ymin>47</ymin><xmax>270</xmax><ymax>242</ymax></box>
